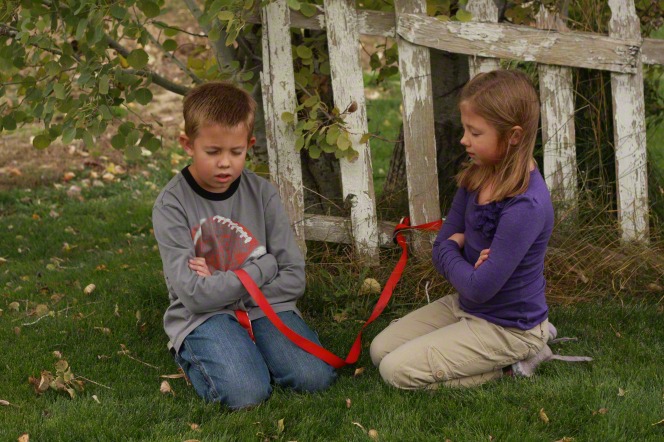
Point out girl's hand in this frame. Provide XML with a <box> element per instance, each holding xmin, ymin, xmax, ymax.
<box><xmin>189</xmin><ymin>257</ymin><xmax>212</xmax><ymax>277</ymax></box>
<box><xmin>448</xmin><ymin>233</ymin><xmax>465</xmax><ymax>249</ymax></box>
<box><xmin>474</xmin><ymin>248</ymin><xmax>490</xmax><ymax>269</ymax></box>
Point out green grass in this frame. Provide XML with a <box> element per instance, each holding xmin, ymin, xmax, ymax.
<box><xmin>1</xmin><ymin>155</ymin><xmax>663</xmax><ymax>441</ymax></box>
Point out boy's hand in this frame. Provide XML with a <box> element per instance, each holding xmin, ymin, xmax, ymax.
<box><xmin>474</xmin><ymin>248</ymin><xmax>490</xmax><ymax>269</ymax></box>
<box><xmin>448</xmin><ymin>233</ymin><xmax>465</xmax><ymax>249</ymax></box>
<box><xmin>189</xmin><ymin>257</ymin><xmax>212</xmax><ymax>277</ymax></box>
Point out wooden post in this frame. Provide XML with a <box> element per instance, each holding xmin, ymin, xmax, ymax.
<box><xmin>608</xmin><ymin>0</ymin><xmax>649</xmax><ymax>242</ymax></box>
<box><xmin>466</xmin><ymin>0</ymin><xmax>501</xmax><ymax>76</ymax></box>
<box><xmin>260</xmin><ymin>0</ymin><xmax>307</xmax><ymax>253</ymax></box>
<box><xmin>394</xmin><ymin>0</ymin><xmax>440</xmax><ymax>256</ymax></box>
<box><xmin>537</xmin><ymin>6</ymin><xmax>577</xmax><ymax>221</ymax></box>
<box><xmin>324</xmin><ymin>0</ymin><xmax>380</xmax><ymax>264</ymax></box>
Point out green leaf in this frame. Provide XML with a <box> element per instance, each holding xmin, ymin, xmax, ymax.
<box><xmin>217</xmin><ymin>11</ymin><xmax>234</xmax><ymax>21</ymax></box>
<box><xmin>110</xmin><ymin>4</ymin><xmax>127</xmax><ymax>19</ymax></box>
<box><xmin>281</xmin><ymin>112</ymin><xmax>294</xmax><ymax>124</ymax></box>
<box><xmin>127</xmin><ymin>49</ymin><xmax>149</xmax><ymax>69</ymax></box>
<box><xmin>240</xmin><ymin>71</ymin><xmax>254</xmax><ymax>81</ymax></box>
<box><xmin>208</xmin><ymin>26</ymin><xmax>221</xmax><ymax>42</ymax></box>
<box><xmin>287</xmin><ymin>0</ymin><xmax>301</xmax><ymax>11</ymax></box>
<box><xmin>99</xmin><ymin>105</ymin><xmax>113</xmax><ymax>120</ymax></box>
<box><xmin>144</xmin><ymin>136</ymin><xmax>161</xmax><ymax>152</ymax></box>
<box><xmin>164</xmin><ymin>27</ymin><xmax>179</xmax><ymax>37</ymax></box>
<box><xmin>359</xmin><ymin>133</ymin><xmax>371</xmax><ymax>144</ymax></box>
<box><xmin>243</xmin><ymin>0</ymin><xmax>254</xmax><ymax>10</ymax></box>
<box><xmin>134</xmin><ymin>88</ymin><xmax>153</xmax><ymax>105</ymax></box>
<box><xmin>33</xmin><ymin>134</ymin><xmax>51</xmax><ymax>149</ymax></box>
<box><xmin>62</xmin><ymin>127</ymin><xmax>76</xmax><ymax>144</ymax></box>
<box><xmin>53</xmin><ymin>83</ymin><xmax>66</xmax><ymax>100</ymax></box>
<box><xmin>126</xmin><ymin>129</ymin><xmax>141</xmax><ymax>147</ymax></box>
<box><xmin>295</xmin><ymin>136</ymin><xmax>304</xmax><ymax>151</ymax></box>
<box><xmin>162</xmin><ymin>39</ymin><xmax>178</xmax><ymax>52</ymax></box>
<box><xmin>296</xmin><ymin>45</ymin><xmax>313</xmax><ymax>59</ymax></box>
<box><xmin>336</xmin><ymin>132</ymin><xmax>351</xmax><ymax>151</ymax></box>
<box><xmin>299</xmin><ymin>2</ymin><xmax>317</xmax><ymax>17</ymax></box>
<box><xmin>75</xmin><ymin>19</ymin><xmax>88</xmax><ymax>41</ymax></box>
<box><xmin>455</xmin><ymin>9</ymin><xmax>473</xmax><ymax>22</ymax></box>
<box><xmin>82</xmin><ymin>131</ymin><xmax>94</xmax><ymax>148</ymax></box>
<box><xmin>308</xmin><ymin>144</ymin><xmax>321</xmax><ymax>159</ymax></box>
<box><xmin>45</xmin><ymin>61</ymin><xmax>61</xmax><ymax>76</ymax></box>
<box><xmin>319</xmin><ymin>61</ymin><xmax>330</xmax><ymax>76</ymax></box>
<box><xmin>98</xmin><ymin>74</ymin><xmax>110</xmax><ymax>95</ymax></box>
<box><xmin>325</xmin><ymin>125</ymin><xmax>340</xmax><ymax>145</ymax></box>
<box><xmin>111</xmin><ymin>133</ymin><xmax>125</xmax><ymax>149</ymax></box>
<box><xmin>139</xmin><ymin>1</ymin><xmax>161</xmax><ymax>18</ymax></box>
<box><xmin>3</xmin><ymin>115</ymin><xmax>16</xmax><ymax>131</ymax></box>
<box><xmin>303</xmin><ymin>94</ymin><xmax>319</xmax><ymax>108</ymax></box>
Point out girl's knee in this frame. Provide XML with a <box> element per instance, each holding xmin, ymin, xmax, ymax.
<box><xmin>369</xmin><ymin>333</ymin><xmax>391</xmax><ymax>367</ymax></box>
<box><xmin>378</xmin><ymin>353</ymin><xmax>412</xmax><ymax>390</ymax></box>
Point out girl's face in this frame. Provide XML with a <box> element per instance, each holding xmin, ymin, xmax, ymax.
<box><xmin>459</xmin><ymin>101</ymin><xmax>503</xmax><ymax>167</ymax></box>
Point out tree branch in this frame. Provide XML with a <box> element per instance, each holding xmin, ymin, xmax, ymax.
<box><xmin>141</xmin><ymin>25</ymin><xmax>203</xmax><ymax>84</ymax></box>
<box><xmin>104</xmin><ymin>35</ymin><xmax>190</xmax><ymax>95</ymax></box>
<box><xmin>0</xmin><ymin>23</ymin><xmax>63</xmax><ymax>56</ymax></box>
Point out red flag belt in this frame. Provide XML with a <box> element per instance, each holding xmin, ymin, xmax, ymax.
<box><xmin>234</xmin><ymin>217</ymin><xmax>443</xmax><ymax>369</ymax></box>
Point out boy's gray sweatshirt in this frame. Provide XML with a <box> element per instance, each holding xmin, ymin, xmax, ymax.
<box><xmin>152</xmin><ymin>167</ymin><xmax>305</xmax><ymax>353</ymax></box>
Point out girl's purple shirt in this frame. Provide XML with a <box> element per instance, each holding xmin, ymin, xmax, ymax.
<box><xmin>432</xmin><ymin>168</ymin><xmax>554</xmax><ymax>330</ymax></box>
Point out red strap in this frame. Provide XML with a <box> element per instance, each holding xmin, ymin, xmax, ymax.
<box><xmin>234</xmin><ymin>218</ymin><xmax>443</xmax><ymax>369</ymax></box>
<box><xmin>234</xmin><ymin>310</ymin><xmax>255</xmax><ymax>342</ymax></box>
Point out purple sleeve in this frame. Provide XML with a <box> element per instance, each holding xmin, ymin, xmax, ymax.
<box><xmin>432</xmin><ymin>187</ymin><xmax>467</xmax><ymax>275</ymax></box>
<box><xmin>433</xmin><ymin>196</ymin><xmax>545</xmax><ymax>304</ymax></box>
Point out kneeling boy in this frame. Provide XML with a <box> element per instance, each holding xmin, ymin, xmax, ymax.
<box><xmin>152</xmin><ymin>82</ymin><xmax>336</xmax><ymax>409</ymax></box>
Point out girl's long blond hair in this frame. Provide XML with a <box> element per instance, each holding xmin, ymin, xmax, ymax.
<box><xmin>456</xmin><ymin>70</ymin><xmax>540</xmax><ymax>202</ymax></box>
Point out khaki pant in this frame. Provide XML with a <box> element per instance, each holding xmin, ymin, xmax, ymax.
<box><xmin>370</xmin><ymin>294</ymin><xmax>548</xmax><ymax>389</ymax></box>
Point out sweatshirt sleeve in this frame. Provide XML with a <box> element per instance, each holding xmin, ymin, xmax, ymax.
<box><xmin>432</xmin><ymin>195</ymin><xmax>545</xmax><ymax>304</ymax></box>
<box><xmin>432</xmin><ymin>187</ymin><xmax>467</xmax><ymax>275</ymax></box>
<box><xmin>152</xmin><ymin>200</ymin><xmax>278</xmax><ymax>314</ymax></box>
<box><xmin>255</xmin><ymin>190</ymin><xmax>306</xmax><ymax>304</ymax></box>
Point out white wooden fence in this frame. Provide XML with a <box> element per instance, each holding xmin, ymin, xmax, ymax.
<box><xmin>255</xmin><ymin>0</ymin><xmax>664</xmax><ymax>263</ymax></box>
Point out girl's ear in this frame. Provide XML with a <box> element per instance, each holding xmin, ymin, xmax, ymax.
<box><xmin>508</xmin><ymin>126</ymin><xmax>524</xmax><ymax>146</ymax></box>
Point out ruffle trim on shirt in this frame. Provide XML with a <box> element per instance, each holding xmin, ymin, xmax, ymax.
<box><xmin>474</xmin><ymin>200</ymin><xmax>507</xmax><ymax>239</ymax></box>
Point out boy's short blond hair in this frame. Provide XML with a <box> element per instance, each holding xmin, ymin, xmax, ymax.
<box><xmin>182</xmin><ymin>82</ymin><xmax>256</xmax><ymax>140</ymax></box>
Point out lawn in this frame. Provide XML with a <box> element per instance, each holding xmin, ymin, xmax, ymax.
<box><xmin>1</xmin><ymin>140</ymin><xmax>663</xmax><ymax>442</ymax></box>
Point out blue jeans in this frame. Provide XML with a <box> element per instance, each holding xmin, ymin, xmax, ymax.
<box><xmin>174</xmin><ymin>311</ymin><xmax>336</xmax><ymax>409</ymax></box>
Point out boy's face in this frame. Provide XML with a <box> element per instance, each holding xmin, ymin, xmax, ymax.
<box><xmin>180</xmin><ymin>123</ymin><xmax>255</xmax><ymax>193</ymax></box>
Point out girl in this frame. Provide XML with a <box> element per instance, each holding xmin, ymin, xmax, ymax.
<box><xmin>370</xmin><ymin>69</ymin><xmax>555</xmax><ymax>389</ymax></box>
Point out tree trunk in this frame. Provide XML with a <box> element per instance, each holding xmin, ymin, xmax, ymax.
<box><xmin>383</xmin><ymin>49</ymin><xmax>469</xmax><ymax>209</ymax></box>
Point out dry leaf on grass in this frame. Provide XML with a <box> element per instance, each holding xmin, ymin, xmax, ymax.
<box><xmin>592</xmin><ymin>408</ymin><xmax>608</xmax><ymax>415</ymax></box>
<box><xmin>652</xmin><ymin>419</ymin><xmax>664</xmax><ymax>426</ymax></box>
<box><xmin>0</xmin><ymin>399</ymin><xmax>18</xmax><ymax>407</ymax></box>
<box><xmin>368</xmin><ymin>429</ymin><xmax>378</xmax><ymax>440</ymax></box>
<box><xmin>618</xmin><ymin>388</ymin><xmax>626</xmax><ymax>397</ymax></box>
<box><xmin>160</xmin><ymin>380</ymin><xmax>174</xmax><ymax>395</ymax></box>
<box><xmin>538</xmin><ymin>408</ymin><xmax>550</xmax><ymax>424</ymax></box>
<box><xmin>359</xmin><ymin>278</ymin><xmax>381</xmax><ymax>295</ymax></box>
<box><xmin>277</xmin><ymin>418</ymin><xmax>285</xmax><ymax>434</ymax></box>
<box><xmin>353</xmin><ymin>367</ymin><xmax>365</xmax><ymax>377</ymax></box>
<box><xmin>554</xmin><ymin>438</ymin><xmax>574</xmax><ymax>442</ymax></box>
<box><xmin>83</xmin><ymin>284</ymin><xmax>96</xmax><ymax>295</ymax></box>
<box><xmin>8</xmin><ymin>302</ymin><xmax>20</xmax><ymax>312</ymax></box>
<box><xmin>18</xmin><ymin>433</ymin><xmax>29</xmax><ymax>442</ymax></box>
<box><xmin>345</xmin><ymin>398</ymin><xmax>351</xmax><ymax>408</ymax></box>
<box><xmin>52</xmin><ymin>351</ymin><xmax>62</xmax><ymax>359</ymax></box>
<box><xmin>160</xmin><ymin>373</ymin><xmax>186</xmax><ymax>379</ymax></box>
<box><xmin>189</xmin><ymin>423</ymin><xmax>200</xmax><ymax>431</ymax></box>
<box><xmin>92</xmin><ymin>395</ymin><xmax>101</xmax><ymax>404</ymax></box>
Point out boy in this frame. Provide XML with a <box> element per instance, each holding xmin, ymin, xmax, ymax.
<box><xmin>152</xmin><ymin>82</ymin><xmax>336</xmax><ymax>409</ymax></box>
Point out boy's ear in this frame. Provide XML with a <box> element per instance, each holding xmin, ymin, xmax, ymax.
<box><xmin>179</xmin><ymin>134</ymin><xmax>194</xmax><ymax>156</ymax></box>
<box><xmin>247</xmin><ymin>136</ymin><xmax>256</xmax><ymax>150</ymax></box>
<box><xmin>508</xmin><ymin>126</ymin><xmax>523</xmax><ymax>146</ymax></box>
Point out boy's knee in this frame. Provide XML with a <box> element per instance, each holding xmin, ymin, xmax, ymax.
<box><xmin>219</xmin><ymin>378</ymin><xmax>272</xmax><ymax>410</ymax></box>
<box><xmin>280</xmin><ymin>362</ymin><xmax>336</xmax><ymax>393</ymax></box>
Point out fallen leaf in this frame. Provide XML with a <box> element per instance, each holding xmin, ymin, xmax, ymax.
<box><xmin>18</xmin><ymin>433</ymin><xmax>29</xmax><ymax>442</ymax></box>
<box><xmin>277</xmin><ymin>418</ymin><xmax>285</xmax><ymax>434</ymax></box>
<box><xmin>160</xmin><ymin>380</ymin><xmax>174</xmax><ymax>395</ymax></box>
<box><xmin>592</xmin><ymin>408</ymin><xmax>608</xmax><ymax>415</ymax></box>
<box><xmin>0</xmin><ymin>399</ymin><xmax>17</xmax><ymax>407</ymax></box>
<box><xmin>0</xmin><ymin>257</ymin><xmax>7</xmax><ymax>265</ymax></box>
<box><xmin>554</xmin><ymin>438</ymin><xmax>574</xmax><ymax>442</ymax></box>
<box><xmin>8</xmin><ymin>302</ymin><xmax>20</xmax><ymax>312</ymax></box>
<box><xmin>539</xmin><ymin>408</ymin><xmax>550</xmax><ymax>424</ymax></box>
<box><xmin>66</xmin><ymin>185</ymin><xmax>82</xmax><ymax>198</ymax></box>
<box><xmin>14</xmin><ymin>326</ymin><xmax>21</xmax><ymax>336</ymax></box>
<box><xmin>352</xmin><ymin>422</ymin><xmax>366</xmax><ymax>432</ymax></box>
<box><xmin>160</xmin><ymin>373</ymin><xmax>186</xmax><ymax>379</ymax></box>
<box><xmin>354</xmin><ymin>367</ymin><xmax>365</xmax><ymax>377</ymax></box>
<box><xmin>35</xmin><ymin>304</ymin><xmax>49</xmax><ymax>316</ymax></box>
<box><xmin>102</xmin><ymin>172</ymin><xmax>115</xmax><ymax>182</ymax></box>
<box><xmin>114</xmin><ymin>304</ymin><xmax>120</xmax><ymax>317</ymax></box>
<box><xmin>368</xmin><ymin>429</ymin><xmax>378</xmax><ymax>440</ymax></box>
<box><xmin>53</xmin><ymin>351</ymin><xmax>62</xmax><ymax>359</ymax></box>
<box><xmin>8</xmin><ymin>167</ymin><xmax>22</xmax><ymax>176</ymax></box>
<box><xmin>652</xmin><ymin>419</ymin><xmax>664</xmax><ymax>426</ymax></box>
<box><xmin>83</xmin><ymin>284</ymin><xmax>96</xmax><ymax>294</ymax></box>
<box><xmin>49</xmin><ymin>210</ymin><xmax>60</xmax><ymax>218</ymax></box>
<box><xmin>359</xmin><ymin>278</ymin><xmax>381</xmax><ymax>295</ymax></box>
<box><xmin>646</xmin><ymin>283</ymin><xmax>662</xmax><ymax>292</ymax></box>
<box><xmin>95</xmin><ymin>264</ymin><xmax>107</xmax><ymax>271</ymax></box>
<box><xmin>333</xmin><ymin>311</ymin><xmax>348</xmax><ymax>323</ymax></box>
<box><xmin>94</xmin><ymin>327</ymin><xmax>111</xmax><ymax>335</ymax></box>
<box><xmin>189</xmin><ymin>423</ymin><xmax>200</xmax><ymax>431</ymax></box>
<box><xmin>183</xmin><ymin>440</ymin><xmax>200</xmax><ymax>442</ymax></box>
<box><xmin>346</xmin><ymin>398</ymin><xmax>351</xmax><ymax>408</ymax></box>
<box><xmin>31</xmin><ymin>213</ymin><xmax>40</xmax><ymax>220</ymax></box>
<box><xmin>63</xmin><ymin>172</ymin><xmax>76</xmax><ymax>182</ymax></box>
<box><xmin>618</xmin><ymin>388</ymin><xmax>626</xmax><ymax>397</ymax></box>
